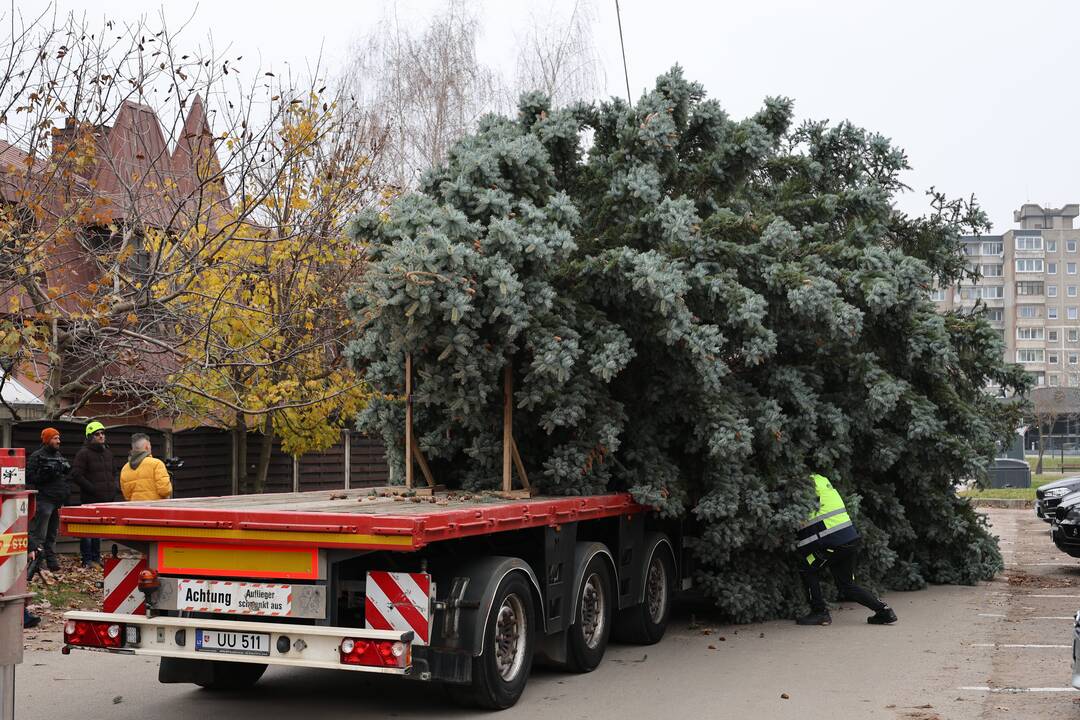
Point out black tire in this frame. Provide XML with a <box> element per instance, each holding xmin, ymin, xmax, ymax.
<box><xmin>194</xmin><ymin>661</ymin><xmax>267</xmax><ymax>691</ymax></box>
<box><xmin>566</xmin><ymin>553</ymin><xmax>614</xmax><ymax>673</ymax></box>
<box><xmin>450</xmin><ymin>572</ymin><xmax>536</xmax><ymax>710</ymax></box>
<box><xmin>614</xmin><ymin>543</ymin><xmax>674</xmax><ymax>645</ymax></box>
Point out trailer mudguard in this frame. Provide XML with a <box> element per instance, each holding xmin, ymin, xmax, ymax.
<box><xmin>440</xmin><ymin>556</ymin><xmax>545</xmax><ymax>658</ymax></box>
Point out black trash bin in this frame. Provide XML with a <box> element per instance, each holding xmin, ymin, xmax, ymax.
<box><xmin>988</xmin><ymin>458</ymin><xmax>1031</xmax><ymax>488</ymax></box>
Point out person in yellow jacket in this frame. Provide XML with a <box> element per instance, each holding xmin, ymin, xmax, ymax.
<box><xmin>796</xmin><ymin>473</ymin><xmax>896</xmax><ymax>626</ymax></box>
<box><xmin>120</xmin><ymin>433</ymin><xmax>173</xmax><ymax>501</ymax></box>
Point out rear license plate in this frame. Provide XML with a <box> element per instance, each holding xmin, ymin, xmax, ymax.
<box><xmin>194</xmin><ymin>629</ymin><xmax>270</xmax><ymax>656</ymax></box>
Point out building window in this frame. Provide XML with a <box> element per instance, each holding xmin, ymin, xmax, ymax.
<box><xmin>964</xmin><ymin>285</ymin><xmax>1004</xmax><ymax>300</ymax></box>
<box><xmin>1049</xmin><ymin>285</ymin><xmax>1059</xmax><ymax>297</ymax></box>
<box><xmin>1017</xmin><ymin>259</ymin><xmax>1045</xmax><ymax>273</ymax></box>
<box><xmin>1017</xmin><ymin>349</ymin><xmax>1045</xmax><ymax>363</ymax></box>
<box><xmin>987</xmin><ymin>308</ymin><xmax>1004</xmax><ymax>322</ymax></box>
<box><xmin>1070</xmin><ymin>307</ymin><xmax>1079</xmax><ymax>320</ymax></box>
<box><xmin>1016</xmin><ymin>235</ymin><xmax>1044</xmax><ymax>251</ymax></box>
<box><xmin>982</xmin><ymin>263</ymin><xmax>1003</xmax><ymax>277</ymax></box>
<box><xmin>1071</xmin><ymin>353</ymin><xmax>1079</xmax><ymax>366</ymax></box>
<box><xmin>1049</xmin><ymin>262</ymin><xmax>1059</xmax><ymax>275</ymax></box>
<box><xmin>1018</xmin><ymin>305</ymin><xmax>1042</xmax><ymax>319</ymax></box>
<box><xmin>1070</xmin><ymin>240</ymin><xmax>1078</xmax><ymax>253</ymax></box>
<box><xmin>1070</xmin><ymin>329</ymin><xmax>1079</xmax><ymax>343</ymax></box>
<box><xmin>1049</xmin><ymin>306</ymin><xmax>1059</xmax><ymax>319</ymax></box>
<box><xmin>982</xmin><ymin>241</ymin><xmax>1003</xmax><ymax>255</ymax></box>
<box><xmin>1070</xmin><ymin>286</ymin><xmax>1078</xmax><ymax>297</ymax></box>
<box><xmin>1051</xmin><ymin>373</ymin><xmax>1061</xmax><ymax>386</ymax></box>
<box><xmin>1049</xmin><ymin>240</ymin><xmax>1059</xmax><ymax>252</ymax></box>
<box><xmin>1050</xmin><ymin>353</ymin><xmax>1060</xmax><ymax>364</ymax></box>
<box><xmin>1050</xmin><ymin>330</ymin><xmax>1060</xmax><ymax>342</ymax></box>
<box><xmin>1071</xmin><ymin>374</ymin><xmax>1079</xmax><ymax>387</ymax></box>
<box><xmin>1016</xmin><ymin>281</ymin><xmax>1044</xmax><ymax>296</ymax></box>
<box><xmin>1037</xmin><ymin>374</ymin><xmax>1046</xmax><ymax>386</ymax></box>
<box><xmin>1018</xmin><ymin>327</ymin><xmax>1046</xmax><ymax>340</ymax></box>
<box><xmin>1069</xmin><ymin>263</ymin><xmax>1078</xmax><ymax>275</ymax></box>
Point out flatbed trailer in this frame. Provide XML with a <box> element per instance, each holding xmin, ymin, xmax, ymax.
<box><xmin>59</xmin><ymin>486</ymin><xmax>681</xmax><ymax>709</ymax></box>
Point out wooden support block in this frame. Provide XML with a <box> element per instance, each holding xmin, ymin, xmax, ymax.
<box><xmin>510</xmin><ymin>436</ymin><xmax>530</xmax><ymax>489</ymax></box>
<box><xmin>411</xmin><ymin>441</ymin><xmax>435</xmax><ymax>487</ymax></box>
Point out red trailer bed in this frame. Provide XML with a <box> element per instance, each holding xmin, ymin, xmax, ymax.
<box><xmin>60</xmin><ymin>488</ymin><xmax>644</xmax><ymax>552</ymax></box>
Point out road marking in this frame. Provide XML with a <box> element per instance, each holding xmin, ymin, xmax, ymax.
<box><xmin>958</xmin><ymin>686</ymin><xmax>1075</xmax><ymax>693</ymax></box>
<box><xmin>971</xmin><ymin>643</ymin><xmax>1070</xmax><ymax>649</ymax></box>
<box><xmin>1021</xmin><ymin>562</ymin><xmax>1079</xmax><ymax>566</ymax></box>
<box><xmin>977</xmin><ymin>613</ymin><xmax>1073</xmax><ymax>620</ymax></box>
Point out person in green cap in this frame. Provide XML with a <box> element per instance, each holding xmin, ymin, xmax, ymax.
<box><xmin>69</xmin><ymin>421</ymin><xmax>116</xmax><ymax>568</ymax></box>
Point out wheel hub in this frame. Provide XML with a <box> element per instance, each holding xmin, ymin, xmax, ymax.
<box><xmin>646</xmin><ymin>555</ymin><xmax>667</xmax><ymax>624</ymax></box>
<box><xmin>580</xmin><ymin>572</ymin><xmax>606</xmax><ymax>649</ymax></box>
<box><xmin>494</xmin><ymin>593</ymin><xmax>527</xmax><ymax>681</ymax></box>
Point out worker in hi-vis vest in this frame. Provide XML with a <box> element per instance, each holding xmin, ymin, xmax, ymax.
<box><xmin>796</xmin><ymin>474</ymin><xmax>897</xmax><ymax>626</ymax></box>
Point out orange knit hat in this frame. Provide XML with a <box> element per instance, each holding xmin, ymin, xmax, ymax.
<box><xmin>41</xmin><ymin>427</ymin><xmax>60</xmax><ymax>444</ymax></box>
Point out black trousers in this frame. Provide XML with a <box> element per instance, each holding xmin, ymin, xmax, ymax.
<box><xmin>800</xmin><ymin>541</ymin><xmax>886</xmax><ymax>613</ymax></box>
<box><xmin>27</xmin><ymin>496</ymin><xmax>61</xmax><ymax>564</ymax></box>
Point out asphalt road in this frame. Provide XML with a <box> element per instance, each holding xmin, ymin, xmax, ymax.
<box><xmin>12</xmin><ymin>508</ymin><xmax>1080</xmax><ymax>720</ymax></box>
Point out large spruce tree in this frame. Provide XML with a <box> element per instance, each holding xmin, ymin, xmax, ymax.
<box><xmin>346</xmin><ymin>68</ymin><xmax>1029</xmax><ymax>621</ymax></box>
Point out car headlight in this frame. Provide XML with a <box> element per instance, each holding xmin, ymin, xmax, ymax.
<box><xmin>1045</xmin><ymin>487</ymin><xmax>1073</xmax><ymax>498</ymax></box>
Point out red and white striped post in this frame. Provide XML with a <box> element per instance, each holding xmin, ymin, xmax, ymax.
<box><xmin>0</xmin><ymin>447</ymin><xmax>30</xmax><ymax>720</ymax></box>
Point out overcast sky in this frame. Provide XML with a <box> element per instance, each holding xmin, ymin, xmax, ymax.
<box><xmin>15</xmin><ymin>0</ymin><xmax>1079</xmax><ymax>232</ymax></box>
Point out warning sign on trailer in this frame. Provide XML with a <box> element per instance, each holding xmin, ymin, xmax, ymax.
<box><xmin>176</xmin><ymin>579</ymin><xmax>293</xmax><ymax>616</ymax></box>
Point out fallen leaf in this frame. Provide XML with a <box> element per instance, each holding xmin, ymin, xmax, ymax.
<box><xmin>112</xmin><ymin>696</ymin><xmax>123</xmax><ymax>704</ymax></box>
<box><xmin>780</xmin><ymin>693</ymin><xmax>790</xmax><ymax>699</ymax></box>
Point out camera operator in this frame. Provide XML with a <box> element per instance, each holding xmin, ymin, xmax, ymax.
<box><xmin>26</xmin><ymin>427</ymin><xmax>71</xmax><ymax>575</ymax></box>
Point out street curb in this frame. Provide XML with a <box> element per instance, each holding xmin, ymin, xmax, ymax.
<box><xmin>968</xmin><ymin>498</ymin><xmax>1034</xmax><ymax>509</ymax></box>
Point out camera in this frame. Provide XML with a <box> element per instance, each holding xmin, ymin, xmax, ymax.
<box><xmin>163</xmin><ymin>456</ymin><xmax>184</xmax><ymax>472</ymax></box>
<box><xmin>38</xmin><ymin>454</ymin><xmax>71</xmax><ymax>477</ymax></box>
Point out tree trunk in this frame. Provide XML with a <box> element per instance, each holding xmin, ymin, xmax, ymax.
<box><xmin>236</xmin><ymin>411</ymin><xmax>248</xmax><ymax>494</ymax></box>
<box><xmin>254</xmin><ymin>414</ymin><xmax>274</xmax><ymax>494</ymax></box>
<box><xmin>44</xmin><ymin>319</ymin><xmax>63</xmax><ymax>419</ymax></box>
<box><xmin>1037</xmin><ymin>419</ymin><xmax>1045</xmax><ymax>475</ymax></box>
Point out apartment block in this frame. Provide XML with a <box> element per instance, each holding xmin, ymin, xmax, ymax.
<box><xmin>933</xmin><ymin>203</ymin><xmax>1080</xmax><ymax>388</ymax></box>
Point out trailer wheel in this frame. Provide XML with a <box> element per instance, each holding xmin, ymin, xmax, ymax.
<box><xmin>450</xmin><ymin>572</ymin><xmax>536</xmax><ymax>710</ymax></box>
<box><xmin>194</xmin><ymin>661</ymin><xmax>267</xmax><ymax>691</ymax></box>
<box><xmin>614</xmin><ymin>543</ymin><xmax>674</xmax><ymax>645</ymax></box>
<box><xmin>566</xmin><ymin>554</ymin><xmax>614</xmax><ymax>672</ymax></box>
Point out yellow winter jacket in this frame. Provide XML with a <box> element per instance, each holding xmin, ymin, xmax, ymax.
<box><xmin>120</xmin><ymin>453</ymin><xmax>172</xmax><ymax>501</ymax></box>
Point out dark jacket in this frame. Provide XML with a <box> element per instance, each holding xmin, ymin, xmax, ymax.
<box><xmin>26</xmin><ymin>446</ymin><xmax>71</xmax><ymax>503</ymax></box>
<box><xmin>70</xmin><ymin>441</ymin><xmax>117</xmax><ymax>504</ymax></box>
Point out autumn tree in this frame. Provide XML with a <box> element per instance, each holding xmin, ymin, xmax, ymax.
<box><xmin>166</xmin><ymin>93</ymin><xmax>377</xmax><ymax>492</ymax></box>
<box><xmin>0</xmin><ymin>10</ymin><xmax>380</xmax><ymax>463</ymax></box>
<box><xmin>1030</xmin><ymin>387</ymin><xmax>1080</xmax><ymax>473</ymax></box>
<box><xmin>512</xmin><ymin>0</ymin><xmax>606</xmax><ymax>107</ymax></box>
<box><xmin>341</xmin><ymin>0</ymin><xmax>502</xmax><ymax>187</ymax></box>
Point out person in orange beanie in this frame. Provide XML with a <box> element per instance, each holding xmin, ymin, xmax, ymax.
<box><xmin>26</xmin><ymin>427</ymin><xmax>71</xmax><ymax>573</ymax></box>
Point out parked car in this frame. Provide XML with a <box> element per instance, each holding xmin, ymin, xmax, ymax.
<box><xmin>1051</xmin><ymin>491</ymin><xmax>1080</xmax><ymax>557</ymax></box>
<box><xmin>1035</xmin><ymin>476</ymin><xmax>1080</xmax><ymax>522</ymax></box>
<box><xmin>1074</xmin><ymin>611</ymin><xmax>1080</xmax><ymax>689</ymax></box>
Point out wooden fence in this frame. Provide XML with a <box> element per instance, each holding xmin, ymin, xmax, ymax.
<box><xmin>10</xmin><ymin>421</ymin><xmax>389</xmax><ymax>499</ymax></box>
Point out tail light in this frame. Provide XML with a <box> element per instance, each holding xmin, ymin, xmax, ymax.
<box><xmin>339</xmin><ymin>638</ymin><xmax>409</xmax><ymax>668</ymax></box>
<box><xmin>137</xmin><ymin>568</ymin><xmax>160</xmax><ymax>592</ymax></box>
<box><xmin>64</xmin><ymin>620</ymin><xmax>125</xmax><ymax>648</ymax></box>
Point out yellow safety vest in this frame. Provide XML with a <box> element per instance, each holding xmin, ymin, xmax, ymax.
<box><xmin>797</xmin><ymin>474</ymin><xmax>857</xmax><ymax>562</ymax></box>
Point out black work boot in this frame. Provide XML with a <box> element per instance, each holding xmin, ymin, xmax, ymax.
<box><xmin>796</xmin><ymin>609</ymin><xmax>832</xmax><ymax>626</ymax></box>
<box><xmin>867</xmin><ymin>605</ymin><xmax>897</xmax><ymax>625</ymax></box>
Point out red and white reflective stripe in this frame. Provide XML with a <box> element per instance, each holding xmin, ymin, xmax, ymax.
<box><xmin>103</xmin><ymin>556</ymin><xmax>148</xmax><ymax>614</ymax></box>
<box><xmin>365</xmin><ymin>571</ymin><xmax>432</xmax><ymax>645</ymax></box>
<box><xmin>0</xmin><ymin>495</ymin><xmax>29</xmax><ymax>595</ymax></box>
